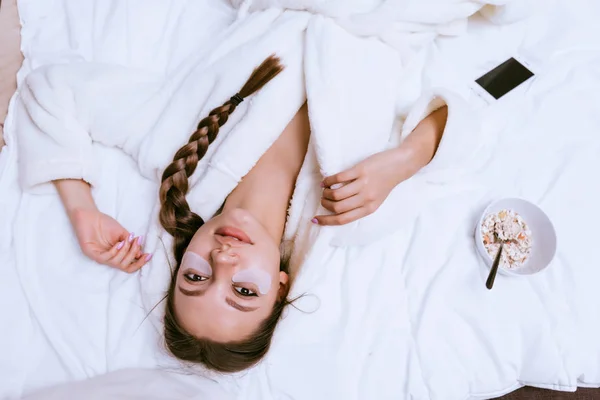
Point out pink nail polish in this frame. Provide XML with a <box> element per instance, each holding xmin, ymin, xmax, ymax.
<box><xmin>128</xmin><ymin>233</ymin><xmax>135</xmax><ymax>242</ymax></box>
<box><xmin>137</xmin><ymin>235</ymin><xmax>144</xmax><ymax>246</ymax></box>
<box><xmin>116</xmin><ymin>241</ymin><xmax>124</xmax><ymax>250</ymax></box>
<box><xmin>311</xmin><ymin>218</ymin><xmax>318</xmax><ymax>224</ymax></box>
<box><xmin>320</xmin><ymin>182</ymin><xmax>325</xmax><ymax>188</ymax></box>
<box><xmin>145</xmin><ymin>253</ymin><xmax>153</xmax><ymax>262</ymax></box>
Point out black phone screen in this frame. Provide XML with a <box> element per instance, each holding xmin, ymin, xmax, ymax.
<box><xmin>475</xmin><ymin>58</ymin><xmax>534</xmax><ymax>100</ymax></box>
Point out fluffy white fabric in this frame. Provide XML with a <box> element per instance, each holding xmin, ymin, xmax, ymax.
<box><xmin>1</xmin><ymin>0</ymin><xmax>599</xmax><ymax>399</ymax></box>
<box><xmin>20</xmin><ymin>369</ymin><xmax>234</xmax><ymax>400</ymax></box>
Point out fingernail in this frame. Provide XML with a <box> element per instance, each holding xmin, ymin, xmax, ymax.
<box><xmin>116</xmin><ymin>241</ymin><xmax>124</xmax><ymax>250</ymax></box>
<box><xmin>145</xmin><ymin>253</ymin><xmax>153</xmax><ymax>262</ymax></box>
<box><xmin>311</xmin><ymin>218</ymin><xmax>318</xmax><ymax>224</ymax></box>
<box><xmin>320</xmin><ymin>182</ymin><xmax>325</xmax><ymax>188</ymax></box>
<box><xmin>128</xmin><ymin>233</ymin><xmax>135</xmax><ymax>242</ymax></box>
<box><xmin>137</xmin><ymin>235</ymin><xmax>144</xmax><ymax>246</ymax></box>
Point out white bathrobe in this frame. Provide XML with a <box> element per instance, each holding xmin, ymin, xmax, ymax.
<box><xmin>17</xmin><ymin>0</ymin><xmax>523</xmax><ymax>247</ymax></box>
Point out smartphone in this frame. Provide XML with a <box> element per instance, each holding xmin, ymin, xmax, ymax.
<box><xmin>472</xmin><ymin>57</ymin><xmax>535</xmax><ymax>104</ymax></box>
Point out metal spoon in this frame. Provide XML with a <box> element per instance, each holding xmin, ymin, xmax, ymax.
<box><xmin>486</xmin><ymin>243</ymin><xmax>504</xmax><ymax>290</ymax></box>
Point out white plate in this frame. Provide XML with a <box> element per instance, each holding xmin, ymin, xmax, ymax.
<box><xmin>475</xmin><ymin>198</ymin><xmax>557</xmax><ymax>276</ymax></box>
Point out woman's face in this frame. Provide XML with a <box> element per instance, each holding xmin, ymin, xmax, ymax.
<box><xmin>174</xmin><ymin>208</ymin><xmax>288</xmax><ymax>342</ymax></box>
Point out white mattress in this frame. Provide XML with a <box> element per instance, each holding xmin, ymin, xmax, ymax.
<box><xmin>1</xmin><ymin>1</ymin><xmax>600</xmax><ymax>399</ymax></box>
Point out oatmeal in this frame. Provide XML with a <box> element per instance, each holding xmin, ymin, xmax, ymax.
<box><xmin>481</xmin><ymin>209</ymin><xmax>532</xmax><ymax>269</ymax></box>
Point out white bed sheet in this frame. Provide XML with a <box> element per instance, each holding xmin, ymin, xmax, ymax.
<box><xmin>1</xmin><ymin>1</ymin><xmax>600</xmax><ymax>399</ymax></box>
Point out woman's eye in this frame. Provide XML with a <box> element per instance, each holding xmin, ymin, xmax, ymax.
<box><xmin>184</xmin><ymin>273</ymin><xmax>208</xmax><ymax>282</ymax></box>
<box><xmin>234</xmin><ymin>286</ymin><xmax>257</xmax><ymax>297</ymax></box>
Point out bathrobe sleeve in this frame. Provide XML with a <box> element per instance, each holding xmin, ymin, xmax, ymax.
<box><xmin>17</xmin><ymin>62</ymin><xmax>163</xmax><ymax>191</ymax></box>
<box><xmin>390</xmin><ymin>0</ymin><xmax>543</xmax><ymax>183</ymax></box>
<box><xmin>17</xmin><ymin>9</ymin><xmax>311</xmax><ymax>200</ymax></box>
<box><xmin>388</xmin><ymin>33</ymin><xmax>486</xmax><ymax>185</ymax></box>
<box><xmin>398</xmin><ymin>88</ymin><xmax>483</xmax><ymax>183</ymax></box>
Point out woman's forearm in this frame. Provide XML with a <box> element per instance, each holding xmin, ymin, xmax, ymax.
<box><xmin>388</xmin><ymin>105</ymin><xmax>448</xmax><ymax>183</ymax></box>
<box><xmin>54</xmin><ymin>179</ymin><xmax>98</xmax><ymax>216</ymax></box>
<box><xmin>401</xmin><ymin>105</ymin><xmax>448</xmax><ymax>167</ymax></box>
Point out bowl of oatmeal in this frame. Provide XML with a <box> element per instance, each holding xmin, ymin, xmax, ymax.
<box><xmin>475</xmin><ymin>198</ymin><xmax>557</xmax><ymax>276</ymax></box>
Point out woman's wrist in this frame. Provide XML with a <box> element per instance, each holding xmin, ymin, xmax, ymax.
<box><xmin>54</xmin><ymin>179</ymin><xmax>98</xmax><ymax>216</ymax></box>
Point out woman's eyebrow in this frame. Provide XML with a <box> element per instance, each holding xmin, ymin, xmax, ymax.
<box><xmin>226</xmin><ymin>297</ymin><xmax>258</xmax><ymax>312</ymax></box>
<box><xmin>178</xmin><ymin>287</ymin><xmax>257</xmax><ymax>312</ymax></box>
<box><xmin>178</xmin><ymin>286</ymin><xmax>206</xmax><ymax>297</ymax></box>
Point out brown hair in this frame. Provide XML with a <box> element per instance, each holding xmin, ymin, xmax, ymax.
<box><xmin>158</xmin><ymin>55</ymin><xmax>289</xmax><ymax>373</ymax></box>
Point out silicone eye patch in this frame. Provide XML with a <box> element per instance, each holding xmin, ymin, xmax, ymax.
<box><xmin>181</xmin><ymin>252</ymin><xmax>212</xmax><ymax>276</ymax></box>
<box><xmin>232</xmin><ymin>269</ymin><xmax>272</xmax><ymax>295</ymax></box>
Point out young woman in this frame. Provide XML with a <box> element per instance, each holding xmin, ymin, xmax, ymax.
<box><xmin>20</xmin><ymin>54</ymin><xmax>447</xmax><ymax>374</ymax></box>
<box><xmin>16</xmin><ymin>0</ymin><xmax>506</xmax><ymax>373</ymax></box>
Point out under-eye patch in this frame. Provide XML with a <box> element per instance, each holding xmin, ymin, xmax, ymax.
<box><xmin>232</xmin><ymin>269</ymin><xmax>272</xmax><ymax>295</ymax></box>
<box><xmin>181</xmin><ymin>252</ymin><xmax>212</xmax><ymax>276</ymax></box>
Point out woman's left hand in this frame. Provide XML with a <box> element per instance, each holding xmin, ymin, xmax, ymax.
<box><xmin>313</xmin><ymin>105</ymin><xmax>448</xmax><ymax>226</ymax></box>
<box><xmin>313</xmin><ymin>147</ymin><xmax>419</xmax><ymax>226</ymax></box>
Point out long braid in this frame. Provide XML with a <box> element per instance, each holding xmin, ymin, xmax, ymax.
<box><xmin>159</xmin><ymin>55</ymin><xmax>284</xmax><ymax>262</ymax></box>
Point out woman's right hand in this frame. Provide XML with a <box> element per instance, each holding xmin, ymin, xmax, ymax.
<box><xmin>70</xmin><ymin>208</ymin><xmax>152</xmax><ymax>273</ymax></box>
<box><xmin>54</xmin><ymin>179</ymin><xmax>151</xmax><ymax>273</ymax></box>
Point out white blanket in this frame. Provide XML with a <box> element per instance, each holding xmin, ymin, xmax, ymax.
<box><xmin>2</xmin><ymin>0</ymin><xmax>600</xmax><ymax>399</ymax></box>
<box><xmin>20</xmin><ymin>369</ymin><xmax>235</xmax><ymax>400</ymax></box>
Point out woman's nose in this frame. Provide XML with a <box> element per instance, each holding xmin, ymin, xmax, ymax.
<box><xmin>210</xmin><ymin>245</ymin><xmax>237</xmax><ymax>265</ymax></box>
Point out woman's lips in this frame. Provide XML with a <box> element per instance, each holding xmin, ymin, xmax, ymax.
<box><xmin>215</xmin><ymin>226</ymin><xmax>253</xmax><ymax>244</ymax></box>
